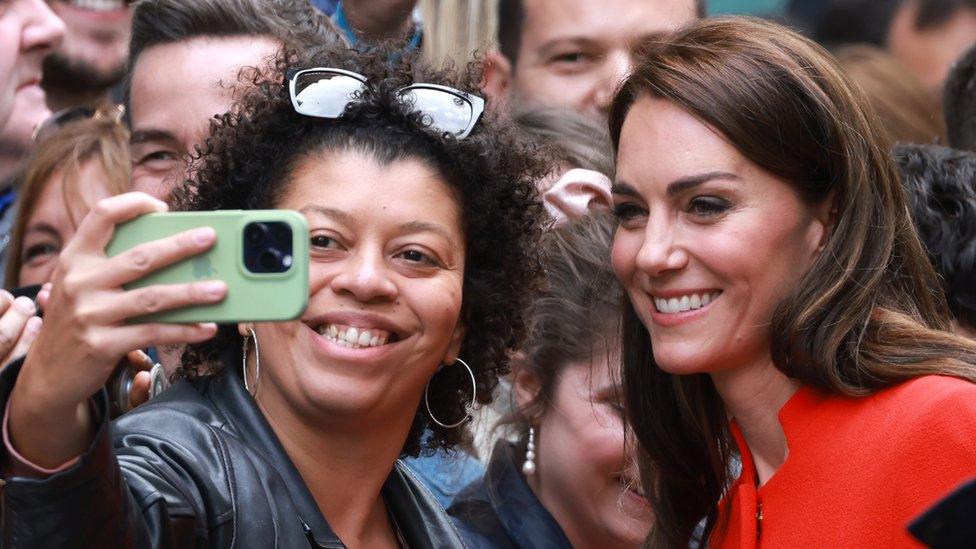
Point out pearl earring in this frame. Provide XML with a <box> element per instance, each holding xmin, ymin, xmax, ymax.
<box><xmin>522</xmin><ymin>426</ymin><xmax>537</xmax><ymax>476</ymax></box>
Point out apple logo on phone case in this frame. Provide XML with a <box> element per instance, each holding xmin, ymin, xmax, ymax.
<box><xmin>192</xmin><ymin>256</ymin><xmax>215</xmax><ymax>279</ymax></box>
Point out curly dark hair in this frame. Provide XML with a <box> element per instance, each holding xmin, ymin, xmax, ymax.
<box><xmin>893</xmin><ymin>143</ymin><xmax>976</xmax><ymax>328</ymax></box>
<box><xmin>171</xmin><ymin>46</ymin><xmax>549</xmax><ymax>456</ymax></box>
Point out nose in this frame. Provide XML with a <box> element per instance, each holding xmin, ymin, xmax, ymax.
<box><xmin>328</xmin><ymin>246</ymin><xmax>399</xmax><ymax>304</ymax></box>
<box><xmin>21</xmin><ymin>0</ymin><xmax>65</xmax><ymax>55</ymax></box>
<box><xmin>634</xmin><ymin>217</ymin><xmax>688</xmax><ymax>278</ymax></box>
<box><xmin>593</xmin><ymin>50</ymin><xmax>634</xmax><ymax>113</ymax></box>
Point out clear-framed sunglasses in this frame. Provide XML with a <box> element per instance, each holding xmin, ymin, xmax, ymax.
<box><xmin>31</xmin><ymin>104</ymin><xmax>126</xmax><ymax>143</ymax></box>
<box><xmin>289</xmin><ymin>67</ymin><xmax>485</xmax><ymax>139</ymax></box>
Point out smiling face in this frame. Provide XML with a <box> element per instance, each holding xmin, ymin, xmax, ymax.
<box><xmin>250</xmin><ymin>149</ymin><xmax>466</xmax><ymax>434</ymax></box>
<box><xmin>611</xmin><ymin>97</ymin><xmax>829</xmax><ymax>375</ymax></box>
<box><xmin>510</xmin><ymin>0</ymin><xmax>696</xmax><ymax>120</ymax></box>
<box><xmin>0</xmin><ymin>0</ymin><xmax>64</xmax><ymax>129</ymax></box>
<box><xmin>523</xmin><ymin>342</ymin><xmax>652</xmax><ymax>548</ymax></box>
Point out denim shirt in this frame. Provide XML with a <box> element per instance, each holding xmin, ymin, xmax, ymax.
<box><xmin>447</xmin><ymin>441</ymin><xmax>572</xmax><ymax>549</ymax></box>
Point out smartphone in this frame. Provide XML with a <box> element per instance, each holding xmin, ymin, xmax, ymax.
<box><xmin>106</xmin><ymin>210</ymin><xmax>309</xmax><ymax>323</ymax></box>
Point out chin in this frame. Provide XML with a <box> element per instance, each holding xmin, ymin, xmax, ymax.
<box><xmin>650</xmin><ymin>341</ymin><xmax>719</xmax><ymax>376</ymax></box>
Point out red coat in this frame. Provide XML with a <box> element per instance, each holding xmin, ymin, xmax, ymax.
<box><xmin>716</xmin><ymin>375</ymin><xmax>976</xmax><ymax>548</ymax></box>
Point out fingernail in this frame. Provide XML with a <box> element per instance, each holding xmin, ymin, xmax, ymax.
<box><xmin>0</xmin><ymin>290</ymin><xmax>12</xmax><ymax>302</ymax></box>
<box><xmin>26</xmin><ymin>316</ymin><xmax>42</xmax><ymax>333</ymax></box>
<box><xmin>194</xmin><ymin>227</ymin><xmax>216</xmax><ymax>245</ymax></box>
<box><xmin>14</xmin><ymin>297</ymin><xmax>35</xmax><ymax>314</ymax></box>
<box><xmin>203</xmin><ymin>281</ymin><xmax>225</xmax><ymax>297</ymax></box>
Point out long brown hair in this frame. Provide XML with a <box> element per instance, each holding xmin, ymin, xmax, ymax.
<box><xmin>608</xmin><ymin>17</ymin><xmax>976</xmax><ymax>548</ymax></box>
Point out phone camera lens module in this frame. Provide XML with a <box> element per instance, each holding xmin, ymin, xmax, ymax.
<box><xmin>245</xmin><ymin>222</ymin><xmax>269</xmax><ymax>244</ymax></box>
<box><xmin>243</xmin><ymin>221</ymin><xmax>294</xmax><ymax>274</ymax></box>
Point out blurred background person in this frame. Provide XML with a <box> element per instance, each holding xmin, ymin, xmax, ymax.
<box><xmin>42</xmin><ymin>0</ymin><xmax>133</xmax><ymax>111</ymax></box>
<box><xmin>887</xmin><ymin>0</ymin><xmax>976</xmax><ymax>101</ymax></box>
<box><xmin>943</xmin><ymin>42</ymin><xmax>976</xmax><ymax>151</ymax></box>
<box><xmin>451</xmin><ymin>215</ymin><xmax>652</xmax><ymax>549</ymax></box>
<box><xmin>483</xmin><ymin>0</ymin><xmax>703</xmax><ymax>120</ymax></box>
<box><xmin>0</xmin><ymin>0</ymin><xmax>62</xmax><ymax>130</ymax></box>
<box><xmin>126</xmin><ymin>0</ymin><xmax>340</xmax><ymax>202</ymax></box>
<box><xmin>0</xmin><ymin>0</ymin><xmax>65</xmax><ymax>296</ymax></box>
<box><xmin>834</xmin><ymin>44</ymin><xmax>946</xmax><ymax>144</ymax></box>
<box><xmin>812</xmin><ymin>0</ymin><xmax>976</xmax><ymax>101</ymax></box>
<box><xmin>894</xmin><ymin>143</ymin><xmax>976</xmax><ymax>340</ymax></box>
<box><xmin>5</xmin><ymin>109</ymin><xmax>129</xmax><ymax>289</ymax></box>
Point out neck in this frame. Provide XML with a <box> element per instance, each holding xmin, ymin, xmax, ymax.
<box><xmin>254</xmin><ymin>378</ymin><xmax>412</xmax><ymax>547</ymax></box>
<box><xmin>710</xmin><ymin>357</ymin><xmax>800</xmax><ymax>486</ymax></box>
<box><xmin>527</xmin><ymin>453</ymin><xmax>634</xmax><ymax>549</ymax></box>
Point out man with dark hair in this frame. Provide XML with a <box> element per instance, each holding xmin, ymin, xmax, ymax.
<box><xmin>813</xmin><ymin>0</ymin><xmax>976</xmax><ymax>99</ymax></box>
<box><xmin>42</xmin><ymin>0</ymin><xmax>133</xmax><ymax>112</ymax></box>
<box><xmin>944</xmin><ymin>43</ymin><xmax>976</xmax><ymax>150</ymax></box>
<box><xmin>126</xmin><ymin>0</ymin><xmax>340</xmax><ymax>200</ymax></box>
<box><xmin>888</xmin><ymin>0</ymin><xmax>976</xmax><ymax>98</ymax></box>
<box><xmin>894</xmin><ymin>143</ymin><xmax>976</xmax><ymax>339</ymax></box>
<box><xmin>483</xmin><ymin>0</ymin><xmax>702</xmax><ymax>120</ymax></box>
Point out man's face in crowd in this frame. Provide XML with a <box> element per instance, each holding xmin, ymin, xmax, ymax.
<box><xmin>504</xmin><ymin>0</ymin><xmax>696</xmax><ymax>120</ymax></box>
<box><xmin>128</xmin><ymin>36</ymin><xmax>279</xmax><ymax>200</ymax></box>
<box><xmin>44</xmin><ymin>0</ymin><xmax>132</xmax><ymax>93</ymax></box>
<box><xmin>888</xmin><ymin>1</ymin><xmax>976</xmax><ymax>99</ymax></box>
<box><xmin>0</xmin><ymin>0</ymin><xmax>64</xmax><ymax>130</ymax></box>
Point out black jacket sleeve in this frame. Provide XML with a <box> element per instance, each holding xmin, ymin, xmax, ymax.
<box><xmin>0</xmin><ymin>360</ymin><xmax>227</xmax><ymax>548</ymax></box>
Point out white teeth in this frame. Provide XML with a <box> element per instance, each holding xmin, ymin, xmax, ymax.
<box><xmin>653</xmin><ymin>292</ymin><xmax>721</xmax><ymax>314</ymax></box>
<box><xmin>316</xmin><ymin>323</ymin><xmax>393</xmax><ymax>349</ymax></box>
<box><xmin>68</xmin><ymin>0</ymin><xmax>127</xmax><ymax>12</ymax></box>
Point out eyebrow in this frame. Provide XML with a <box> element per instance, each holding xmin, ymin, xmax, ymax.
<box><xmin>612</xmin><ymin>172</ymin><xmax>740</xmax><ymax>198</ymax></box>
<box><xmin>130</xmin><ymin>129</ymin><xmax>180</xmax><ymax>146</ymax></box>
<box><xmin>23</xmin><ymin>224</ymin><xmax>61</xmax><ymax>241</ymax></box>
<box><xmin>536</xmin><ymin>36</ymin><xmax>600</xmax><ymax>58</ymax></box>
<box><xmin>300</xmin><ymin>205</ymin><xmax>458</xmax><ymax>246</ymax></box>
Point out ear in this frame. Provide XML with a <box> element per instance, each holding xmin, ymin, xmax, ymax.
<box><xmin>441</xmin><ymin>321</ymin><xmax>467</xmax><ymax>366</ymax></box>
<box><xmin>814</xmin><ymin>190</ymin><xmax>838</xmax><ymax>252</ymax></box>
<box><xmin>511</xmin><ymin>354</ymin><xmax>543</xmax><ymax>414</ymax></box>
<box><xmin>237</xmin><ymin>323</ymin><xmax>254</xmax><ymax>337</ymax></box>
<box><xmin>482</xmin><ymin>49</ymin><xmax>513</xmax><ymax>113</ymax></box>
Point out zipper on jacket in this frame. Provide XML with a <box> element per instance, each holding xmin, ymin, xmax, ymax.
<box><xmin>756</xmin><ymin>501</ymin><xmax>763</xmax><ymax>541</ymax></box>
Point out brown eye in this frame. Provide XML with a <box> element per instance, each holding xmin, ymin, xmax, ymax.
<box><xmin>688</xmin><ymin>196</ymin><xmax>730</xmax><ymax>217</ymax></box>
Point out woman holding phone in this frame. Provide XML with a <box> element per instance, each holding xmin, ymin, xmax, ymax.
<box><xmin>609</xmin><ymin>18</ymin><xmax>976</xmax><ymax>548</ymax></box>
<box><xmin>0</xmin><ymin>46</ymin><xmax>546</xmax><ymax>547</ymax></box>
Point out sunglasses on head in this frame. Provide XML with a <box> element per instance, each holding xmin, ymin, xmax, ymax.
<box><xmin>31</xmin><ymin>104</ymin><xmax>125</xmax><ymax>143</ymax></box>
<box><xmin>288</xmin><ymin>67</ymin><xmax>485</xmax><ymax>139</ymax></box>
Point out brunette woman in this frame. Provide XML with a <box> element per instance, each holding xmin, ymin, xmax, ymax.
<box><xmin>0</xmin><ymin>45</ymin><xmax>546</xmax><ymax>547</ymax></box>
<box><xmin>7</xmin><ymin>109</ymin><xmax>130</xmax><ymax>288</ymax></box>
<box><xmin>609</xmin><ymin>17</ymin><xmax>976</xmax><ymax>548</ymax></box>
<box><xmin>450</xmin><ymin>215</ymin><xmax>652</xmax><ymax>548</ymax></box>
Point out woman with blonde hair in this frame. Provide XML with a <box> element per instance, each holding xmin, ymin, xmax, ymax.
<box><xmin>6</xmin><ymin>108</ymin><xmax>130</xmax><ymax>288</ymax></box>
<box><xmin>609</xmin><ymin>17</ymin><xmax>976</xmax><ymax>547</ymax></box>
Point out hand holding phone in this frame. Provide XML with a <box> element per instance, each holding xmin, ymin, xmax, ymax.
<box><xmin>8</xmin><ymin>193</ymin><xmax>224</xmax><ymax>469</ymax></box>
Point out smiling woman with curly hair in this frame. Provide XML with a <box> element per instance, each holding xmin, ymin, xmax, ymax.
<box><xmin>0</xmin><ymin>45</ymin><xmax>548</xmax><ymax>548</ymax></box>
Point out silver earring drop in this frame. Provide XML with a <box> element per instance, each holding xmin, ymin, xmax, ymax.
<box><xmin>522</xmin><ymin>426</ymin><xmax>537</xmax><ymax>476</ymax></box>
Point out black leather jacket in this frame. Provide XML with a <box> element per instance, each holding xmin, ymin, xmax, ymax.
<box><xmin>448</xmin><ymin>441</ymin><xmax>571</xmax><ymax>549</ymax></box>
<box><xmin>0</xmin><ymin>360</ymin><xmax>466</xmax><ymax>548</ymax></box>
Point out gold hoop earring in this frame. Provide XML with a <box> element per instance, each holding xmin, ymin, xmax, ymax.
<box><xmin>424</xmin><ymin>357</ymin><xmax>476</xmax><ymax>429</ymax></box>
<box><xmin>242</xmin><ymin>328</ymin><xmax>260</xmax><ymax>396</ymax></box>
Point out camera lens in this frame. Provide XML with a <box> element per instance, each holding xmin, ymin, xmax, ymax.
<box><xmin>245</xmin><ymin>223</ymin><xmax>268</xmax><ymax>244</ymax></box>
<box><xmin>258</xmin><ymin>249</ymin><xmax>282</xmax><ymax>271</ymax></box>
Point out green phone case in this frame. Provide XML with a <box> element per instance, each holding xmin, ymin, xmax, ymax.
<box><xmin>106</xmin><ymin>210</ymin><xmax>309</xmax><ymax>323</ymax></box>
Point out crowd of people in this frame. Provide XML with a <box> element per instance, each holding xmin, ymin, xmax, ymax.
<box><xmin>1</xmin><ymin>0</ymin><xmax>975</xmax><ymax>547</ymax></box>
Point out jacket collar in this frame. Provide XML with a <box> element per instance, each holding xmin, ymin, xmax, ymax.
<box><xmin>205</xmin><ymin>366</ymin><xmax>463</xmax><ymax>548</ymax></box>
<box><xmin>484</xmin><ymin>441</ymin><xmax>573</xmax><ymax>548</ymax></box>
